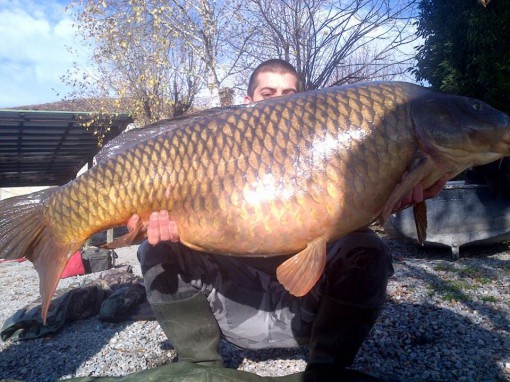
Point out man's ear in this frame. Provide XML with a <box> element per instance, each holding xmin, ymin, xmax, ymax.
<box><xmin>244</xmin><ymin>96</ymin><xmax>253</xmax><ymax>104</ymax></box>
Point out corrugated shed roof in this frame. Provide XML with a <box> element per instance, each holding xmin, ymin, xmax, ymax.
<box><xmin>0</xmin><ymin>108</ymin><xmax>133</xmax><ymax>187</ymax></box>
<box><xmin>12</xmin><ymin>97</ymin><xmax>129</xmax><ymax>113</ymax></box>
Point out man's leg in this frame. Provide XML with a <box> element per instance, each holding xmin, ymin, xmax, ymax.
<box><xmin>137</xmin><ymin>241</ymin><xmax>224</xmax><ymax>367</ymax></box>
<box><xmin>137</xmin><ymin>228</ymin><xmax>393</xmax><ymax>375</ymax></box>
<box><xmin>305</xmin><ymin>229</ymin><xmax>393</xmax><ymax>380</ymax></box>
<box><xmin>137</xmin><ymin>240</ymin><xmax>308</xmax><ymax>353</ymax></box>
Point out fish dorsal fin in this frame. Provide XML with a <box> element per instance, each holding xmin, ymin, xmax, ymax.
<box><xmin>379</xmin><ymin>153</ymin><xmax>434</xmax><ymax>223</ymax></box>
<box><xmin>95</xmin><ymin>104</ymin><xmax>249</xmax><ymax>165</ymax></box>
<box><xmin>413</xmin><ymin>201</ymin><xmax>428</xmax><ymax>244</ymax></box>
<box><xmin>276</xmin><ymin>238</ymin><xmax>327</xmax><ymax>297</ymax></box>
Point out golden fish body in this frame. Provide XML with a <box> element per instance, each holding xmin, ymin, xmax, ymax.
<box><xmin>1</xmin><ymin>81</ymin><xmax>509</xmax><ymax>321</ymax></box>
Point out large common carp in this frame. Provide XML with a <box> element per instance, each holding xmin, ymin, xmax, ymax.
<box><xmin>1</xmin><ymin>82</ymin><xmax>509</xmax><ymax>322</ymax></box>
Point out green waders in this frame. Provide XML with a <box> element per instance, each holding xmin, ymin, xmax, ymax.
<box><xmin>151</xmin><ymin>292</ymin><xmax>224</xmax><ymax>368</ymax></box>
<box><xmin>304</xmin><ymin>295</ymin><xmax>383</xmax><ymax>382</ymax></box>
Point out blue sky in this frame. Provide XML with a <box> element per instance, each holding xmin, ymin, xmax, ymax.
<box><xmin>0</xmin><ymin>0</ymin><xmax>83</xmax><ymax>107</ymax></box>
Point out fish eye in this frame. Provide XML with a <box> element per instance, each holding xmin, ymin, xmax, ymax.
<box><xmin>472</xmin><ymin>102</ymin><xmax>483</xmax><ymax>111</ymax></box>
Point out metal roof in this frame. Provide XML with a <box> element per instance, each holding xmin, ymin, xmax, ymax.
<box><xmin>0</xmin><ymin>109</ymin><xmax>133</xmax><ymax>187</ymax></box>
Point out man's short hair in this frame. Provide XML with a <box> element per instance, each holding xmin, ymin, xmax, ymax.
<box><xmin>247</xmin><ymin>59</ymin><xmax>300</xmax><ymax>98</ymax></box>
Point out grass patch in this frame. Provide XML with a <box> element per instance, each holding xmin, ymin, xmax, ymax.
<box><xmin>426</xmin><ymin>279</ymin><xmax>484</xmax><ymax>302</ymax></box>
<box><xmin>433</xmin><ymin>262</ymin><xmax>456</xmax><ymax>272</ymax></box>
<box><xmin>480</xmin><ymin>296</ymin><xmax>498</xmax><ymax>303</ymax></box>
<box><xmin>433</xmin><ymin>263</ymin><xmax>493</xmax><ymax>284</ymax></box>
<box><xmin>459</xmin><ymin>265</ymin><xmax>486</xmax><ymax>278</ymax></box>
<box><xmin>427</xmin><ymin>283</ymin><xmax>467</xmax><ymax>302</ymax></box>
<box><xmin>426</xmin><ymin>262</ymin><xmax>499</xmax><ymax>303</ymax></box>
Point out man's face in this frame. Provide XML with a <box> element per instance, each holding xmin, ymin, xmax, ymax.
<box><xmin>244</xmin><ymin>72</ymin><xmax>299</xmax><ymax>104</ymax></box>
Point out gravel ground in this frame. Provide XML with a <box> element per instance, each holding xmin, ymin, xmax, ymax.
<box><xmin>1</xmin><ymin>230</ymin><xmax>509</xmax><ymax>382</ymax></box>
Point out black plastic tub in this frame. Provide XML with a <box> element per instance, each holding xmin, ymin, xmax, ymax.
<box><xmin>384</xmin><ymin>181</ymin><xmax>510</xmax><ymax>260</ymax></box>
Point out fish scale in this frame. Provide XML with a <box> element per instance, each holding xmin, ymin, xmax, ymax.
<box><xmin>1</xmin><ymin>81</ymin><xmax>509</xmax><ymax>322</ymax></box>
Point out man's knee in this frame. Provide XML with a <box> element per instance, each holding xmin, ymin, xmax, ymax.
<box><xmin>324</xmin><ymin>229</ymin><xmax>393</xmax><ymax>307</ymax></box>
<box><xmin>327</xmin><ymin>229</ymin><xmax>392</xmax><ymax>273</ymax></box>
<box><xmin>138</xmin><ymin>241</ymin><xmax>221</xmax><ymax>303</ymax></box>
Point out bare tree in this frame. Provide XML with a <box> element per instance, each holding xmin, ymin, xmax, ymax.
<box><xmin>64</xmin><ymin>0</ymin><xmax>204</xmax><ymax>125</ymax></box>
<box><xmin>64</xmin><ymin>0</ymin><xmax>418</xmax><ymax>119</ymax></box>
<box><xmin>151</xmin><ymin>0</ymin><xmax>254</xmax><ymax>106</ymax></box>
<box><xmin>241</xmin><ymin>0</ymin><xmax>418</xmax><ymax>90</ymax></box>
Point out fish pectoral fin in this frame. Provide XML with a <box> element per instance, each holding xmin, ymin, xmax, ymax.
<box><xmin>103</xmin><ymin>219</ymin><xmax>147</xmax><ymax>249</ymax></box>
<box><xmin>380</xmin><ymin>154</ymin><xmax>433</xmax><ymax>223</ymax></box>
<box><xmin>413</xmin><ymin>201</ymin><xmax>428</xmax><ymax>244</ymax></box>
<box><xmin>276</xmin><ymin>238</ymin><xmax>327</xmax><ymax>297</ymax></box>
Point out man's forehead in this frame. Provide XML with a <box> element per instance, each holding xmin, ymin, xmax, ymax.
<box><xmin>254</xmin><ymin>72</ymin><xmax>298</xmax><ymax>90</ymax></box>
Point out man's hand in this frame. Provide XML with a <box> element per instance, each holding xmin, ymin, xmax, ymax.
<box><xmin>127</xmin><ymin>210</ymin><xmax>180</xmax><ymax>246</ymax></box>
<box><xmin>391</xmin><ymin>175</ymin><xmax>448</xmax><ymax>213</ymax></box>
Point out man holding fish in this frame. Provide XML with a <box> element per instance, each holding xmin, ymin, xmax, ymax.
<box><xmin>2</xmin><ymin>32</ymin><xmax>510</xmax><ymax>378</ymax></box>
<box><xmin>129</xmin><ymin>59</ymin><xmax>447</xmax><ymax>381</ymax></box>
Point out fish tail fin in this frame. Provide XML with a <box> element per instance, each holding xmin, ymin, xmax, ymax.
<box><xmin>0</xmin><ymin>189</ymin><xmax>79</xmax><ymax>323</ymax></box>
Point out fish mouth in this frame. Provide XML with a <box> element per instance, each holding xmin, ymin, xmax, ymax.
<box><xmin>502</xmin><ymin>142</ymin><xmax>510</xmax><ymax>155</ymax></box>
<box><xmin>500</xmin><ymin>131</ymin><xmax>510</xmax><ymax>152</ymax></box>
